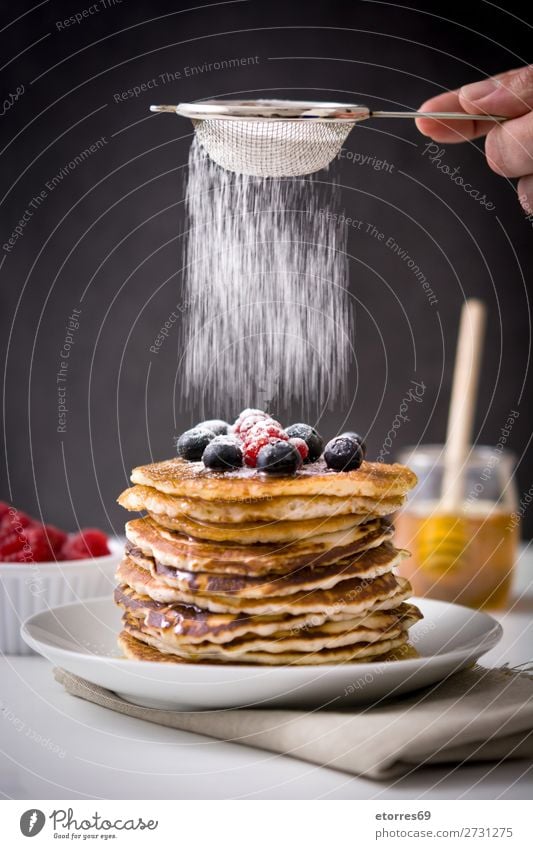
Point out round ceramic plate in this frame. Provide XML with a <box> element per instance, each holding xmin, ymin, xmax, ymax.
<box><xmin>21</xmin><ymin>597</ymin><xmax>502</xmax><ymax>710</ymax></box>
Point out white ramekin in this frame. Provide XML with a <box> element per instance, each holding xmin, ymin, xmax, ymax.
<box><xmin>0</xmin><ymin>537</ymin><xmax>123</xmax><ymax>655</ymax></box>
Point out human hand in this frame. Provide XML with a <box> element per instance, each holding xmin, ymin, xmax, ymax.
<box><xmin>415</xmin><ymin>65</ymin><xmax>533</xmax><ymax>214</ymax></box>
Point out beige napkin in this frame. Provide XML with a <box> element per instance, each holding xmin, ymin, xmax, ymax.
<box><xmin>54</xmin><ymin>665</ymin><xmax>533</xmax><ymax>780</ymax></box>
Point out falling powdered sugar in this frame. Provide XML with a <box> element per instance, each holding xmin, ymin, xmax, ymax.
<box><xmin>179</xmin><ymin>137</ymin><xmax>353</xmax><ymax>415</ymax></box>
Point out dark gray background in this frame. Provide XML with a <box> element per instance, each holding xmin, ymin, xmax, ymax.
<box><xmin>1</xmin><ymin>0</ymin><xmax>532</xmax><ymax>536</ymax></box>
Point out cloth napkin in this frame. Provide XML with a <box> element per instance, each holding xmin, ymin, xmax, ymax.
<box><xmin>54</xmin><ymin>665</ymin><xmax>533</xmax><ymax>780</ymax></box>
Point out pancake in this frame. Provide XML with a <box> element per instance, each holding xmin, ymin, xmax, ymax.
<box><xmin>125</xmin><ymin>612</ymin><xmax>406</xmax><ymax>656</ymax></box>
<box><xmin>131</xmin><ymin>457</ymin><xmax>417</xmax><ymax>501</ymax></box>
<box><xmin>118</xmin><ymin>484</ymin><xmax>403</xmax><ymax>523</ymax></box>
<box><xmin>121</xmin><ymin>538</ymin><xmax>404</xmax><ymax>599</ymax></box>
<box><xmin>144</xmin><ymin>508</ymin><xmax>374</xmax><ymax>544</ymax></box>
<box><xmin>117</xmin><ymin>560</ymin><xmax>411</xmax><ymax>615</ymax></box>
<box><xmin>117</xmin><ymin>557</ymin><xmax>366</xmax><ymax>623</ymax></box>
<box><xmin>144</xmin><ymin>571</ymin><xmax>411</xmax><ymax>615</ymax></box>
<box><xmin>114</xmin><ymin>583</ymin><xmax>344</xmax><ymax>643</ymax></box>
<box><xmin>118</xmin><ymin>630</ymin><xmax>188</xmax><ymax>663</ymax></box>
<box><xmin>118</xmin><ymin>628</ymin><xmax>419</xmax><ymax>665</ymax></box>
<box><xmin>123</xmin><ymin>597</ymin><xmax>421</xmax><ymax>646</ymax></box>
<box><xmin>117</xmin><ymin>583</ymin><xmax>421</xmax><ymax>648</ymax></box>
<box><xmin>125</xmin><ymin>516</ymin><xmax>393</xmax><ymax>576</ymax></box>
<box><xmin>122</xmin><ymin>619</ymin><xmax>410</xmax><ymax>665</ymax></box>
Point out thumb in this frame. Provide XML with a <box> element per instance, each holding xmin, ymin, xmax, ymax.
<box><xmin>458</xmin><ymin>65</ymin><xmax>533</xmax><ymax>118</ymax></box>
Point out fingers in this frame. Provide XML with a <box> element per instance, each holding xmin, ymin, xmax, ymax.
<box><xmin>415</xmin><ymin>91</ymin><xmax>493</xmax><ymax>143</ymax></box>
<box><xmin>517</xmin><ymin>175</ymin><xmax>533</xmax><ymax>214</ymax></box>
<box><xmin>415</xmin><ymin>66</ymin><xmax>533</xmax><ymax>143</ymax></box>
<box><xmin>459</xmin><ymin>65</ymin><xmax>533</xmax><ymax>119</ymax></box>
<box><xmin>483</xmin><ymin>113</ymin><xmax>533</xmax><ymax>177</ymax></box>
<box><xmin>415</xmin><ymin>65</ymin><xmax>533</xmax><ymax>212</ymax></box>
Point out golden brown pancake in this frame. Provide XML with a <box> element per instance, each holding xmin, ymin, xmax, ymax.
<box><xmin>117</xmin><ymin>584</ymin><xmax>421</xmax><ymax>649</ymax></box>
<box><xmin>143</xmin><ymin>509</ymin><xmax>374</xmax><ymax>544</ymax></box>
<box><xmin>125</xmin><ymin>515</ymin><xmax>394</xmax><ymax>576</ymax></box>
<box><xmin>118</xmin><ymin>630</ymin><xmax>188</xmax><ymax>663</ymax></box>
<box><xmin>118</xmin><ymin>628</ymin><xmax>418</xmax><ymax>665</ymax></box>
<box><xmin>126</xmin><ymin>613</ymin><xmax>405</xmax><ymax>656</ymax></box>
<box><xmin>122</xmin><ymin>618</ymin><xmax>410</xmax><ymax>665</ymax></box>
<box><xmin>121</xmin><ymin>539</ymin><xmax>404</xmax><ymax>599</ymax></box>
<box><xmin>114</xmin><ymin>583</ymin><xmax>344</xmax><ymax>643</ymax></box>
<box><xmin>147</xmin><ymin>571</ymin><xmax>411</xmax><ymax>616</ymax></box>
<box><xmin>118</xmin><ymin>484</ymin><xmax>403</xmax><ymax>523</ymax></box>
<box><xmin>116</xmin><ymin>558</ymin><xmax>411</xmax><ymax>615</ymax></box>
<box><xmin>131</xmin><ymin>457</ymin><xmax>417</xmax><ymax>501</ymax></box>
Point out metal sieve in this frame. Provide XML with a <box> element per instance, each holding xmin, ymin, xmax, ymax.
<box><xmin>150</xmin><ymin>99</ymin><xmax>505</xmax><ymax>177</ymax></box>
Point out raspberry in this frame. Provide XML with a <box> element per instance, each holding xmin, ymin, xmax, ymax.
<box><xmin>0</xmin><ymin>532</ymin><xmax>25</xmax><ymax>557</ymax></box>
<box><xmin>242</xmin><ymin>421</ymin><xmax>289</xmax><ymax>467</ymax></box>
<box><xmin>235</xmin><ymin>415</ymin><xmax>270</xmax><ymax>437</ymax></box>
<box><xmin>23</xmin><ymin>526</ymin><xmax>56</xmax><ymax>561</ymax></box>
<box><xmin>3</xmin><ymin>549</ymin><xmax>34</xmax><ymax>563</ymax></box>
<box><xmin>245</xmin><ymin>420</ymin><xmax>286</xmax><ymax>441</ymax></box>
<box><xmin>1</xmin><ymin>509</ymin><xmax>32</xmax><ymax>535</ymax></box>
<box><xmin>62</xmin><ymin>529</ymin><xmax>110</xmax><ymax>560</ymax></box>
<box><xmin>243</xmin><ymin>433</ymin><xmax>288</xmax><ymax>467</ymax></box>
<box><xmin>43</xmin><ymin>525</ymin><xmax>67</xmax><ymax>554</ymax></box>
<box><xmin>233</xmin><ymin>409</ymin><xmax>270</xmax><ymax>435</ymax></box>
<box><xmin>289</xmin><ymin>437</ymin><xmax>309</xmax><ymax>462</ymax></box>
<box><xmin>0</xmin><ymin>502</ymin><xmax>10</xmax><ymax>520</ymax></box>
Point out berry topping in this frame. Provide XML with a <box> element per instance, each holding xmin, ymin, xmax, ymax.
<box><xmin>285</xmin><ymin>423</ymin><xmax>323</xmax><ymax>462</ymax></box>
<box><xmin>340</xmin><ymin>431</ymin><xmax>367</xmax><ymax>458</ymax></box>
<box><xmin>176</xmin><ymin>427</ymin><xmax>215</xmax><ymax>461</ymax></box>
<box><xmin>245</xmin><ymin>420</ymin><xmax>286</xmax><ymax>441</ymax></box>
<box><xmin>289</xmin><ymin>437</ymin><xmax>309</xmax><ymax>463</ymax></box>
<box><xmin>196</xmin><ymin>419</ymin><xmax>230</xmax><ymax>436</ymax></box>
<box><xmin>61</xmin><ymin>529</ymin><xmax>110</xmax><ymax>560</ymax></box>
<box><xmin>202</xmin><ymin>436</ymin><xmax>243</xmax><ymax>471</ymax></box>
<box><xmin>242</xmin><ymin>422</ymin><xmax>288</xmax><ymax>467</ymax></box>
<box><xmin>233</xmin><ymin>408</ymin><xmax>270</xmax><ymax>435</ymax></box>
<box><xmin>243</xmin><ymin>435</ymin><xmax>280</xmax><ymax>467</ymax></box>
<box><xmin>324</xmin><ymin>435</ymin><xmax>364</xmax><ymax>471</ymax></box>
<box><xmin>256</xmin><ymin>440</ymin><xmax>303</xmax><ymax>475</ymax></box>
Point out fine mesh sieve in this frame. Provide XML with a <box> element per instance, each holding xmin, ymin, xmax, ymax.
<box><xmin>150</xmin><ymin>99</ymin><xmax>505</xmax><ymax>177</ymax></box>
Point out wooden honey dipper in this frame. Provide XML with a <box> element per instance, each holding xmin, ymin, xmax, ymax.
<box><xmin>416</xmin><ymin>299</ymin><xmax>487</xmax><ymax>575</ymax></box>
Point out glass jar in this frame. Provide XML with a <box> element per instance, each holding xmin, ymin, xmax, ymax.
<box><xmin>395</xmin><ymin>444</ymin><xmax>519</xmax><ymax>610</ymax></box>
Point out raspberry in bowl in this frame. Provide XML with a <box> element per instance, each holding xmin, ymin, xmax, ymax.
<box><xmin>0</xmin><ymin>503</ymin><xmax>122</xmax><ymax>654</ymax></box>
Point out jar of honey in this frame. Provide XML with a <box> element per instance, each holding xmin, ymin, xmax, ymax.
<box><xmin>395</xmin><ymin>445</ymin><xmax>520</xmax><ymax>610</ymax></box>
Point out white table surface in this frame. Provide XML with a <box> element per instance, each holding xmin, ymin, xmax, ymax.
<box><xmin>1</xmin><ymin>547</ymin><xmax>532</xmax><ymax>800</ymax></box>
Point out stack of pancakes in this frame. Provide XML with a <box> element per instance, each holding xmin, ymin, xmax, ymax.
<box><xmin>115</xmin><ymin>457</ymin><xmax>421</xmax><ymax>665</ymax></box>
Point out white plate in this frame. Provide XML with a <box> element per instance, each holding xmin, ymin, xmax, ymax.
<box><xmin>21</xmin><ymin>597</ymin><xmax>502</xmax><ymax>710</ymax></box>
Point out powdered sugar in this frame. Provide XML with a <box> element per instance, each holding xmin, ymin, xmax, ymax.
<box><xmin>179</xmin><ymin>137</ymin><xmax>352</xmax><ymax>415</ymax></box>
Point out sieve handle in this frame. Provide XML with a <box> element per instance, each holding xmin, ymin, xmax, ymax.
<box><xmin>370</xmin><ymin>110</ymin><xmax>506</xmax><ymax>122</ymax></box>
<box><xmin>150</xmin><ymin>105</ymin><xmax>179</xmax><ymax>113</ymax></box>
<box><xmin>149</xmin><ymin>105</ymin><xmax>506</xmax><ymax>123</ymax></box>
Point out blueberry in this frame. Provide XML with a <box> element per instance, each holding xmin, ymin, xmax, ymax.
<box><xmin>256</xmin><ymin>440</ymin><xmax>302</xmax><ymax>475</ymax></box>
<box><xmin>196</xmin><ymin>419</ymin><xmax>230</xmax><ymax>436</ymax></box>
<box><xmin>285</xmin><ymin>423</ymin><xmax>323</xmax><ymax>462</ymax></box>
<box><xmin>176</xmin><ymin>427</ymin><xmax>215</xmax><ymax>461</ymax></box>
<box><xmin>324</xmin><ymin>435</ymin><xmax>364</xmax><ymax>471</ymax></box>
<box><xmin>339</xmin><ymin>431</ymin><xmax>367</xmax><ymax>458</ymax></box>
<box><xmin>202</xmin><ymin>436</ymin><xmax>243</xmax><ymax>471</ymax></box>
